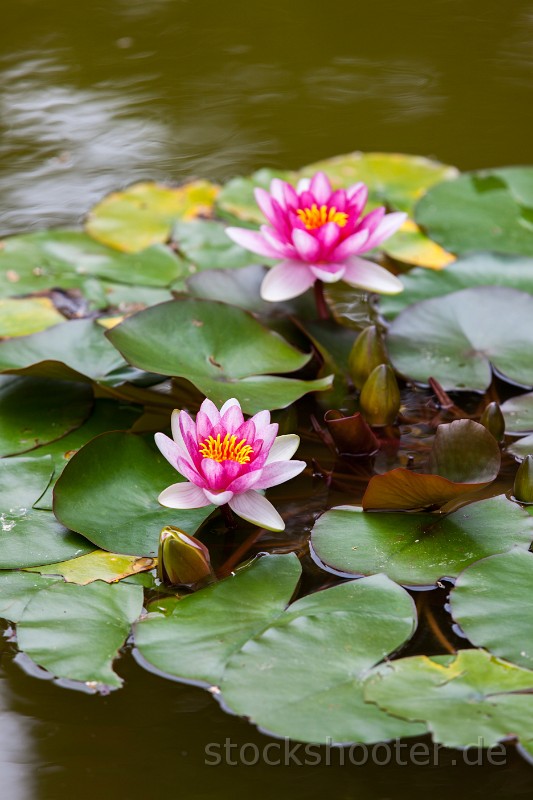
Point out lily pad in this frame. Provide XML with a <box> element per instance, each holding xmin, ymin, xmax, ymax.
<box><xmin>216</xmin><ymin>169</ymin><xmax>296</xmax><ymax>224</ymax></box>
<box><xmin>0</xmin><ymin>375</ymin><xmax>93</xmax><ymax>456</ymax></box>
<box><xmin>106</xmin><ymin>298</ymin><xmax>332</xmax><ymax>413</ymax></box>
<box><xmin>501</xmin><ymin>392</ymin><xmax>533</xmax><ymax>434</ymax></box>
<box><xmin>299</xmin><ymin>152</ymin><xmax>458</xmax><ymax>214</ymax></box>
<box><xmin>380</xmin><ymin>252</ymin><xmax>533</xmax><ymax>320</ymax></box>
<box><xmin>450</xmin><ymin>549</ymin><xmax>533</xmax><ymax>670</ymax></box>
<box><xmin>173</xmin><ymin>219</ymin><xmax>259</xmax><ymax>273</ymax></box>
<box><xmin>364</xmin><ymin>650</ymin><xmax>533</xmax><ymax>757</ymax></box>
<box><xmin>508</xmin><ymin>435</ymin><xmax>533</xmax><ymax>460</ymax></box>
<box><xmin>387</xmin><ymin>287</ymin><xmax>533</xmax><ymax>391</ymax></box>
<box><xmin>16</xmin><ymin>581</ymin><xmax>144</xmax><ymax>688</ymax></box>
<box><xmin>53</xmin><ymin>432</ymin><xmax>213</xmax><ymax>556</ymax></box>
<box><xmin>0</xmin><ymin>571</ymin><xmax>62</xmax><ymax>622</ymax></box>
<box><xmin>0</xmin><ymin>298</ymin><xmax>65</xmax><ymax>337</ymax></box>
<box><xmin>0</xmin><ymin>455</ymin><xmax>94</xmax><ymax>569</ymax></box>
<box><xmin>415</xmin><ymin>166</ymin><xmax>533</xmax><ymax>256</ymax></box>
<box><xmin>362</xmin><ymin>420</ymin><xmax>500</xmax><ymax>511</ymax></box>
<box><xmin>0</xmin><ymin>319</ymin><xmax>129</xmax><ymax>383</ymax></box>
<box><xmin>86</xmin><ymin>181</ymin><xmax>219</xmax><ymax>252</ymax></box>
<box><xmin>26</xmin><ymin>550</ymin><xmax>156</xmax><ymax>585</ymax></box>
<box><xmin>33</xmin><ymin>400</ymin><xmax>140</xmax><ymax>510</ymax></box>
<box><xmin>382</xmin><ymin>220</ymin><xmax>455</xmax><ymax>269</ymax></box>
<box><xmin>219</xmin><ymin>572</ymin><xmax>423</xmax><ymax>744</ymax></box>
<box><xmin>310</xmin><ymin>496</ymin><xmax>533</xmax><ymax>587</ymax></box>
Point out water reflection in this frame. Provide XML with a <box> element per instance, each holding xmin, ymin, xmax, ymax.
<box><xmin>0</xmin><ymin>638</ymin><xmax>36</xmax><ymax>800</ymax></box>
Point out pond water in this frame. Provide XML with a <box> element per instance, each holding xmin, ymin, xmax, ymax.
<box><xmin>2</xmin><ymin>0</ymin><xmax>533</xmax><ymax>797</ymax></box>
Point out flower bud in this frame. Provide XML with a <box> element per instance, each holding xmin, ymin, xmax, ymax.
<box><xmin>359</xmin><ymin>364</ymin><xmax>401</xmax><ymax>426</ymax></box>
<box><xmin>513</xmin><ymin>455</ymin><xmax>533</xmax><ymax>504</ymax></box>
<box><xmin>157</xmin><ymin>526</ymin><xmax>214</xmax><ymax>587</ymax></box>
<box><xmin>348</xmin><ymin>326</ymin><xmax>388</xmax><ymax>390</ymax></box>
<box><xmin>324</xmin><ymin>410</ymin><xmax>379</xmax><ymax>456</ymax></box>
<box><xmin>480</xmin><ymin>402</ymin><xmax>505</xmax><ymax>443</ymax></box>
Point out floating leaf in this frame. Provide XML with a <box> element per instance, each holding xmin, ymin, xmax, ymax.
<box><xmin>299</xmin><ymin>152</ymin><xmax>458</xmax><ymax>214</ymax></box>
<box><xmin>364</xmin><ymin>650</ymin><xmax>533</xmax><ymax>757</ymax></box>
<box><xmin>416</xmin><ymin>166</ymin><xmax>533</xmax><ymax>256</ymax></box>
<box><xmin>0</xmin><ymin>319</ymin><xmax>129</xmax><ymax>383</ymax></box>
<box><xmin>362</xmin><ymin>420</ymin><xmax>500</xmax><ymax>510</ymax></box>
<box><xmin>508</xmin><ymin>435</ymin><xmax>533</xmax><ymax>460</ymax></box>
<box><xmin>379</xmin><ymin>252</ymin><xmax>533</xmax><ymax>320</ymax></box>
<box><xmin>219</xmin><ymin>573</ymin><xmax>423</xmax><ymax>743</ymax></box>
<box><xmin>382</xmin><ymin>220</ymin><xmax>455</xmax><ymax>269</ymax></box>
<box><xmin>0</xmin><ymin>375</ymin><xmax>93</xmax><ymax>456</ymax></box>
<box><xmin>311</xmin><ymin>496</ymin><xmax>533</xmax><ymax>587</ymax></box>
<box><xmin>501</xmin><ymin>392</ymin><xmax>533</xmax><ymax>434</ymax></box>
<box><xmin>450</xmin><ymin>549</ymin><xmax>533</xmax><ymax>670</ymax></box>
<box><xmin>324</xmin><ymin>411</ymin><xmax>379</xmax><ymax>457</ymax></box>
<box><xmin>53</xmin><ymin>432</ymin><xmax>213</xmax><ymax>556</ymax></box>
<box><xmin>173</xmin><ymin>219</ymin><xmax>259</xmax><ymax>273</ymax></box>
<box><xmin>107</xmin><ymin>298</ymin><xmax>331</xmax><ymax>413</ymax></box>
<box><xmin>16</xmin><ymin>581</ymin><xmax>144</xmax><ymax>688</ymax></box>
<box><xmin>216</xmin><ymin>169</ymin><xmax>296</xmax><ymax>224</ymax></box>
<box><xmin>0</xmin><ymin>572</ymin><xmax>62</xmax><ymax>622</ymax></box>
<box><xmin>27</xmin><ymin>550</ymin><xmax>155</xmax><ymax>585</ymax></box>
<box><xmin>33</xmin><ymin>400</ymin><xmax>140</xmax><ymax>510</ymax></box>
<box><xmin>86</xmin><ymin>181</ymin><xmax>219</xmax><ymax>252</ymax></box>
<box><xmin>387</xmin><ymin>287</ymin><xmax>533</xmax><ymax>391</ymax></box>
<box><xmin>0</xmin><ymin>298</ymin><xmax>65</xmax><ymax>338</ymax></box>
<box><xmin>0</xmin><ymin>456</ymin><xmax>94</xmax><ymax>569</ymax></box>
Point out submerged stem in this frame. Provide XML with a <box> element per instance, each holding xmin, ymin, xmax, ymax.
<box><xmin>220</xmin><ymin>503</ymin><xmax>238</xmax><ymax>531</ymax></box>
<box><xmin>314</xmin><ymin>280</ymin><xmax>330</xmax><ymax>320</ymax></box>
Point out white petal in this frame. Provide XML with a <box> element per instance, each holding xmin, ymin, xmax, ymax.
<box><xmin>158</xmin><ymin>482</ymin><xmax>211</xmax><ymax>509</ymax></box>
<box><xmin>154</xmin><ymin>432</ymin><xmax>182</xmax><ymax>468</ymax></box>
<box><xmin>343</xmin><ymin>256</ymin><xmax>404</xmax><ymax>295</ymax></box>
<box><xmin>310</xmin><ymin>264</ymin><xmax>345</xmax><ymax>283</ymax></box>
<box><xmin>171</xmin><ymin>410</ymin><xmax>187</xmax><ymax>450</ymax></box>
<box><xmin>260</xmin><ymin>260</ymin><xmax>316</xmax><ymax>302</ymax></box>
<box><xmin>254</xmin><ymin>460</ymin><xmax>307</xmax><ymax>490</ymax></box>
<box><xmin>296</xmin><ymin>178</ymin><xmax>311</xmax><ymax>193</ymax></box>
<box><xmin>266</xmin><ymin>434</ymin><xmax>301</xmax><ymax>464</ymax></box>
<box><xmin>229</xmin><ymin>491</ymin><xmax>285</xmax><ymax>531</ymax></box>
<box><xmin>219</xmin><ymin>397</ymin><xmax>241</xmax><ymax>416</ymax></box>
<box><xmin>204</xmin><ymin>489</ymin><xmax>234</xmax><ymax>506</ymax></box>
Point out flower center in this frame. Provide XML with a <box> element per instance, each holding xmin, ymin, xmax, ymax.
<box><xmin>296</xmin><ymin>204</ymin><xmax>348</xmax><ymax>231</ymax></box>
<box><xmin>199</xmin><ymin>433</ymin><xmax>254</xmax><ymax>464</ymax></box>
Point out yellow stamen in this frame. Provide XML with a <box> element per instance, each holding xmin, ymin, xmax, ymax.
<box><xmin>199</xmin><ymin>433</ymin><xmax>254</xmax><ymax>464</ymax></box>
<box><xmin>296</xmin><ymin>204</ymin><xmax>348</xmax><ymax>231</ymax></box>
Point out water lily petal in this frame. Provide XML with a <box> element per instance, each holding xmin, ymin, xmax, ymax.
<box><xmin>260</xmin><ymin>260</ymin><xmax>316</xmax><ymax>301</ymax></box>
<box><xmin>254</xmin><ymin>459</ymin><xmax>307</xmax><ymax>490</ymax></box>
<box><xmin>201</xmin><ymin>458</ymin><xmax>230</xmax><ymax>491</ymax></box>
<box><xmin>203</xmin><ymin>489</ymin><xmax>234</xmax><ymax>506</ymax></box>
<box><xmin>316</xmin><ymin>221</ymin><xmax>342</xmax><ymax>254</ymax></box>
<box><xmin>296</xmin><ymin>177</ymin><xmax>311</xmax><ymax>193</ymax></box>
<box><xmin>171</xmin><ymin>410</ymin><xmax>188</xmax><ymax>450</ymax></box>
<box><xmin>219</xmin><ymin>397</ymin><xmax>241</xmax><ymax>415</ymax></box>
<box><xmin>158</xmin><ymin>482</ymin><xmax>211</xmax><ymax>509</ymax></box>
<box><xmin>154</xmin><ymin>432</ymin><xmax>182</xmax><ymax>470</ymax></box>
<box><xmin>221</xmin><ymin>402</ymin><xmax>245</xmax><ymax>433</ymax></box>
<box><xmin>227</xmin><ymin>469</ymin><xmax>264</xmax><ymax>493</ymax></box>
<box><xmin>293</xmin><ymin>228</ymin><xmax>321</xmax><ymax>262</ymax></box>
<box><xmin>229</xmin><ymin>490</ymin><xmax>285</xmax><ymax>531</ymax></box>
<box><xmin>310</xmin><ymin>171</ymin><xmax>332</xmax><ymax>205</ymax></box>
<box><xmin>343</xmin><ymin>256</ymin><xmax>404</xmax><ymax>295</ymax></box>
<box><xmin>364</xmin><ymin>211</ymin><xmax>408</xmax><ymax>250</ymax></box>
<box><xmin>266</xmin><ymin>434</ymin><xmax>301</xmax><ymax>464</ymax></box>
<box><xmin>177</xmin><ymin>455</ymin><xmax>205</xmax><ymax>486</ymax></box>
<box><xmin>358</xmin><ymin>206</ymin><xmax>386</xmax><ymax>236</ymax></box>
<box><xmin>331</xmin><ymin>228</ymin><xmax>370</xmax><ymax>260</ymax></box>
<box><xmin>196</xmin><ymin>398</ymin><xmax>222</xmax><ymax>439</ymax></box>
<box><xmin>310</xmin><ymin>264</ymin><xmax>346</xmax><ymax>283</ymax></box>
<box><xmin>225</xmin><ymin>227</ymin><xmax>281</xmax><ymax>259</ymax></box>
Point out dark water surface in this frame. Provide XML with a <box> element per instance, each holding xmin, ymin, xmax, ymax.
<box><xmin>2</xmin><ymin>1</ymin><xmax>533</xmax><ymax>797</ymax></box>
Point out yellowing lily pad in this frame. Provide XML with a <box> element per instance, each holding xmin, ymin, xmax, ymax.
<box><xmin>383</xmin><ymin>219</ymin><xmax>455</xmax><ymax>269</ymax></box>
<box><xmin>0</xmin><ymin>298</ymin><xmax>65</xmax><ymax>338</ymax></box>
<box><xmin>27</xmin><ymin>550</ymin><xmax>155</xmax><ymax>585</ymax></box>
<box><xmin>86</xmin><ymin>181</ymin><xmax>220</xmax><ymax>252</ymax></box>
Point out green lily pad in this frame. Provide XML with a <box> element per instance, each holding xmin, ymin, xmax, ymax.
<box><xmin>219</xmin><ymin>574</ymin><xmax>423</xmax><ymax>744</ymax></box>
<box><xmin>0</xmin><ymin>231</ymin><xmax>186</xmax><ymax>296</ymax></box>
<box><xmin>501</xmin><ymin>392</ymin><xmax>533</xmax><ymax>434</ymax></box>
<box><xmin>216</xmin><ymin>169</ymin><xmax>296</xmax><ymax>224</ymax></box>
<box><xmin>380</xmin><ymin>252</ymin><xmax>533</xmax><ymax>320</ymax></box>
<box><xmin>387</xmin><ymin>287</ymin><xmax>533</xmax><ymax>391</ymax></box>
<box><xmin>86</xmin><ymin>181</ymin><xmax>219</xmax><ymax>252</ymax></box>
<box><xmin>364</xmin><ymin>650</ymin><xmax>533</xmax><ymax>756</ymax></box>
<box><xmin>0</xmin><ymin>455</ymin><xmax>94</xmax><ymax>569</ymax></box>
<box><xmin>0</xmin><ymin>375</ymin><xmax>93</xmax><ymax>456</ymax></box>
<box><xmin>0</xmin><ymin>571</ymin><xmax>62</xmax><ymax>622</ymax></box>
<box><xmin>310</xmin><ymin>496</ymin><xmax>533</xmax><ymax>587</ymax></box>
<box><xmin>16</xmin><ymin>581</ymin><xmax>144</xmax><ymax>688</ymax></box>
<box><xmin>106</xmin><ymin>298</ymin><xmax>332</xmax><ymax>413</ymax></box>
<box><xmin>415</xmin><ymin>166</ymin><xmax>533</xmax><ymax>256</ymax></box>
<box><xmin>299</xmin><ymin>152</ymin><xmax>458</xmax><ymax>214</ymax></box>
<box><xmin>382</xmin><ymin>220</ymin><xmax>455</xmax><ymax>269</ymax></box>
<box><xmin>450</xmin><ymin>549</ymin><xmax>533</xmax><ymax>670</ymax></box>
<box><xmin>0</xmin><ymin>298</ymin><xmax>65</xmax><ymax>337</ymax></box>
<box><xmin>0</xmin><ymin>319</ymin><xmax>130</xmax><ymax>383</ymax></box>
<box><xmin>53</xmin><ymin>431</ymin><xmax>213</xmax><ymax>556</ymax></box>
<box><xmin>26</xmin><ymin>550</ymin><xmax>156</xmax><ymax>585</ymax></box>
<box><xmin>99</xmin><ymin>283</ymin><xmax>174</xmax><ymax>310</ymax></box>
<box><xmin>508</xmin><ymin>435</ymin><xmax>533</xmax><ymax>460</ymax></box>
<box><xmin>33</xmin><ymin>400</ymin><xmax>140</xmax><ymax>510</ymax></box>
<box><xmin>173</xmin><ymin>219</ymin><xmax>260</xmax><ymax>273</ymax></box>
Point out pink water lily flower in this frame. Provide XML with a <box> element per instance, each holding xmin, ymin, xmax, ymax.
<box><xmin>226</xmin><ymin>171</ymin><xmax>406</xmax><ymax>301</ymax></box>
<box><xmin>155</xmin><ymin>398</ymin><xmax>306</xmax><ymax>532</ymax></box>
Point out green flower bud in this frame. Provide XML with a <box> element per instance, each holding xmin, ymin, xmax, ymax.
<box><xmin>348</xmin><ymin>326</ymin><xmax>388</xmax><ymax>390</ymax></box>
<box><xmin>157</xmin><ymin>526</ymin><xmax>214</xmax><ymax>587</ymax></box>
<box><xmin>514</xmin><ymin>455</ymin><xmax>533</xmax><ymax>504</ymax></box>
<box><xmin>480</xmin><ymin>402</ymin><xmax>505</xmax><ymax>443</ymax></box>
<box><xmin>359</xmin><ymin>364</ymin><xmax>401</xmax><ymax>427</ymax></box>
